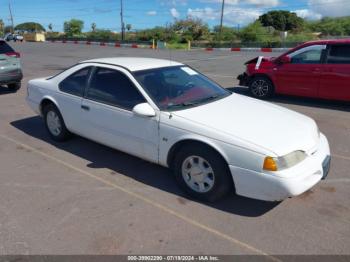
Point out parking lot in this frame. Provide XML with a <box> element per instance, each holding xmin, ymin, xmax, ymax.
<box><xmin>0</xmin><ymin>42</ymin><xmax>349</xmax><ymax>256</ymax></box>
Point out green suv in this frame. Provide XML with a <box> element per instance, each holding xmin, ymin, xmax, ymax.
<box><xmin>0</xmin><ymin>40</ymin><xmax>23</xmax><ymax>91</ymax></box>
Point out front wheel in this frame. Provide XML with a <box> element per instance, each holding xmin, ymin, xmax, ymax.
<box><xmin>43</xmin><ymin>104</ymin><xmax>71</xmax><ymax>142</ymax></box>
<box><xmin>249</xmin><ymin>76</ymin><xmax>274</xmax><ymax>99</ymax></box>
<box><xmin>173</xmin><ymin>144</ymin><xmax>233</xmax><ymax>202</ymax></box>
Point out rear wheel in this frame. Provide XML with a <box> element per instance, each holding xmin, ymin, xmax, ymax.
<box><xmin>173</xmin><ymin>144</ymin><xmax>233</xmax><ymax>202</ymax></box>
<box><xmin>8</xmin><ymin>82</ymin><xmax>21</xmax><ymax>92</ymax></box>
<box><xmin>249</xmin><ymin>76</ymin><xmax>274</xmax><ymax>99</ymax></box>
<box><xmin>43</xmin><ymin>103</ymin><xmax>71</xmax><ymax>142</ymax></box>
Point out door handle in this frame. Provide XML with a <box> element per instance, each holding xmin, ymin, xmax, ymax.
<box><xmin>81</xmin><ymin>105</ymin><xmax>90</xmax><ymax>111</ymax></box>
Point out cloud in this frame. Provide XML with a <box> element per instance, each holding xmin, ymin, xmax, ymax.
<box><xmin>308</xmin><ymin>0</ymin><xmax>350</xmax><ymax>17</ymax></box>
<box><xmin>160</xmin><ymin>0</ymin><xmax>187</xmax><ymax>6</ymax></box>
<box><xmin>170</xmin><ymin>8</ymin><xmax>180</xmax><ymax>18</ymax></box>
<box><xmin>199</xmin><ymin>0</ymin><xmax>279</xmax><ymax>7</ymax></box>
<box><xmin>244</xmin><ymin>0</ymin><xmax>279</xmax><ymax>7</ymax></box>
<box><xmin>187</xmin><ymin>7</ymin><xmax>218</xmax><ymax>20</ymax></box>
<box><xmin>188</xmin><ymin>6</ymin><xmax>261</xmax><ymax>25</ymax></box>
<box><xmin>146</xmin><ymin>10</ymin><xmax>157</xmax><ymax>16</ymax></box>
<box><xmin>294</xmin><ymin>9</ymin><xmax>322</xmax><ymax>20</ymax></box>
<box><xmin>199</xmin><ymin>0</ymin><xmax>239</xmax><ymax>5</ymax></box>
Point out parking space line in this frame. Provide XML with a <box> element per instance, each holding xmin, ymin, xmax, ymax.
<box><xmin>0</xmin><ymin>133</ymin><xmax>280</xmax><ymax>261</ymax></box>
<box><xmin>182</xmin><ymin>55</ymin><xmax>238</xmax><ymax>63</ymax></box>
<box><xmin>206</xmin><ymin>74</ymin><xmax>234</xmax><ymax>78</ymax></box>
<box><xmin>325</xmin><ymin>178</ymin><xmax>350</xmax><ymax>183</ymax></box>
<box><xmin>333</xmin><ymin>153</ymin><xmax>350</xmax><ymax>161</ymax></box>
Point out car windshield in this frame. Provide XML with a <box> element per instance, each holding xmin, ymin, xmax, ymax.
<box><xmin>133</xmin><ymin>66</ymin><xmax>231</xmax><ymax>110</ymax></box>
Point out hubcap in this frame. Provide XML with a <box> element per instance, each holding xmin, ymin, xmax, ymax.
<box><xmin>251</xmin><ymin>79</ymin><xmax>269</xmax><ymax>97</ymax></box>
<box><xmin>46</xmin><ymin>111</ymin><xmax>62</xmax><ymax>136</ymax></box>
<box><xmin>181</xmin><ymin>156</ymin><xmax>215</xmax><ymax>193</ymax></box>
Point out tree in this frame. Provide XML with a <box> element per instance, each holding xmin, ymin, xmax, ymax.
<box><xmin>259</xmin><ymin>10</ymin><xmax>304</xmax><ymax>31</ymax></box>
<box><xmin>15</xmin><ymin>22</ymin><xmax>45</xmax><ymax>32</ymax></box>
<box><xmin>0</xmin><ymin>19</ymin><xmax>4</xmax><ymax>36</ymax></box>
<box><xmin>48</xmin><ymin>23</ymin><xmax>53</xmax><ymax>32</ymax></box>
<box><xmin>171</xmin><ymin>18</ymin><xmax>209</xmax><ymax>41</ymax></box>
<box><xmin>91</xmin><ymin>22</ymin><xmax>96</xmax><ymax>32</ymax></box>
<box><xmin>306</xmin><ymin>16</ymin><xmax>350</xmax><ymax>36</ymax></box>
<box><xmin>213</xmin><ymin>25</ymin><xmax>238</xmax><ymax>41</ymax></box>
<box><xmin>4</xmin><ymin>26</ymin><xmax>13</xmax><ymax>34</ymax></box>
<box><xmin>126</xmin><ymin>24</ymin><xmax>132</xmax><ymax>31</ymax></box>
<box><xmin>64</xmin><ymin>19</ymin><xmax>84</xmax><ymax>37</ymax></box>
<box><xmin>240</xmin><ymin>21</ymin><xmax>269</xmax><ymax>42</ymax></box>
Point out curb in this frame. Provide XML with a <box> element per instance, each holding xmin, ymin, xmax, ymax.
<box><xmin>202</xmin><ymin>47</ymin><xmax>290</xmax><ymax>52</ymax></box>
<box><xmin>48</xmin><ymin>40</ymin><xmax>290</xmax><ymax>52</ymax></box>
<box><xmin>48</xmin><ymin>40</ymin><xmax>153</xmax><ymax>49</ymax></box>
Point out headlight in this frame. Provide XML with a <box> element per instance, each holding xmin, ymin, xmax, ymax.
<box><xmin>263</xmin><ymin>151</ymin><xmax>307</xmax><ymax>171</ymax></box>
<box><xmin>317</xmin><ymin>126</ymin><xmax>320</xmax><ymax>138</ymax></box>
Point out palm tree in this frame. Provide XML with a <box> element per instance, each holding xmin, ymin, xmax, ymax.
<box><xmin>91</xmin><ymin>22</ymin><xmax>96</xmax><ymax>32</ymax></box>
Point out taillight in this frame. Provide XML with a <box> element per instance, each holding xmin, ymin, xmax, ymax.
<box><xmin>5</xmin><ymin>52</ymin><xmax>20</xmax><ymax>58</ymax></box>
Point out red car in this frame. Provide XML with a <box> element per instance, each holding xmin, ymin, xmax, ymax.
<box><xmin>238</xmin><ymin>39</ymin><xmax>350</xmax><ymax>101</ymax></box>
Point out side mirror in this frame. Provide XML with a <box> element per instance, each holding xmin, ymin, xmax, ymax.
<box><xmin>132</xmin><ymin>103</ymin><xmax>156</xmax><ymax>117</ymax></box>
<box><xmin>280</xmin><ymin>55</ymin><xmax>291</xmax><ymax>64</ymax></box>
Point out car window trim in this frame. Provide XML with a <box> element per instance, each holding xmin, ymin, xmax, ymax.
<box><xmin>84</xmin><ymin>65</ymin><xmax>147</xmax><ymax>112</ymax></box>
<box><xmin>58</xmin><ymin>66</ymin><xmax>93</xmax><ymax>97</ymax></box>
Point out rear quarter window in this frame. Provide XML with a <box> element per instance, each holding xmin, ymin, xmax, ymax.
<box><xmin>0</xmin><ymin>41</ymin><xmax>14</xmax><ymax>54</ymax></box>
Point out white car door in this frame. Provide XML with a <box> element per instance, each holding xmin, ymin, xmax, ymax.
<box><xmin>80</xmin><ymin>65</ymin><xmax>159</xmax><ymax>163</ymax></box>
<box><xmin>55</xmin><ymin>66</ymin><xmax>93</xmax><ymax>135</ymax></box>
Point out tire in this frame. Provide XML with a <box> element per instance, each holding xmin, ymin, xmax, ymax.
<box><xmin>8</xmin><ymin>82</ymin><xmax>21</xmax><ymax>92</ymax></box>
<box><xmin>173</xmin><ymin>143</ymin><xmax>233</xmax><ymax>202</ymax></box>
<box><xmin>43</xmin><ymin>103</ymin><xmax>71</xmax><ymax>142</ymax></box>
<box><xmin>249</xmin><ymin>76</ymin><xmax>274</xmax><ymax>99</ymax></box>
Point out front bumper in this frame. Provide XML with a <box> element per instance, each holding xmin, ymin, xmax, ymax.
<box><xmin>0</xmin><ymin>70</ymin><xmax>23</xmax><ymax>85</ymax></box>
<box><xmin>229</xmin><ymin>134</ymin><xmax>330</xmax><ymax>201</ymax></box>
<box><xmin>237</xmin><ymin>73</ymin><xmax>250</xmax><ymax>86</ymax></box>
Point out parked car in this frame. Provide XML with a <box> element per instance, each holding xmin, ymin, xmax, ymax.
<box><xmin>13</xmin><ymin>34</ymin><xmax>24</xmax><ymax>42</ymax></box>
<box><xmin>0</xmin><ymin>40</ymin><xmax>23</xmax><ymax>91</ymax></box>
<box><xmin>26</xmin><ymin>58</ymin><xmax>331</xmax><ymax>202</ymax></box>
<box><xmin>238</xmin><ymin>39</ymin><xmax>350</xmax><ymax>101</ymax></box>
<box><xmin>4</xmin><ymin>33</ymin><xmax>23</xmax><ymax>42</ymax></box>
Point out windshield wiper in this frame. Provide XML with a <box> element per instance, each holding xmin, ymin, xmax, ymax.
<box><xmin>166</xmin><ymin>94</ymin><xmax>225</xmax><ymax>110</ymax></box>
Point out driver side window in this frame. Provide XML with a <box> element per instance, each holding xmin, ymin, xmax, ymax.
<box><xmin>290</xmin><ymin>45</ymin><xmax>325</xmax><ymax>64</ymax></box>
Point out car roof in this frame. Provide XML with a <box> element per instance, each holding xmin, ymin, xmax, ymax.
<box><xmin>81</xmin><ymin>57</ymin><xmax>184</xmax><ymax>72</ymax></box>
<box><xmin>302</xmin><ymin>39</ymin><xmax>350</xmax><ymax>46</ymax></box>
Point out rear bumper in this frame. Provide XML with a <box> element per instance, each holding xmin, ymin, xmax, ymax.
<box><xmin>230</xmin><ymin>134</ymin><xmax>330</xmax><ymax>201</ymax></box>
<box><xmin>0</xmin><ymin>70</ymin><xmax>23</xmax><ymax>84</ymax></box>
<box><xmin>237</xmin><ymin>73</ymin><xmax>250</xmax><ymax>86</ymax></box>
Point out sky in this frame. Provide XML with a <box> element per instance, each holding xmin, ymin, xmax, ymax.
<box><xmin>0</xmin><ymin>0</ymin><xmax>349</xmax><ymax>32</ymax></box>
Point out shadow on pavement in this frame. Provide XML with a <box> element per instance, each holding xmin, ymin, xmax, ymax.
<box><xmin>11</xmin><ymin>116</ymin><xmax>280</xmax><ymax>217</ymax></box>
<box><xmin>229</xmin><ymin>86</ymin><xmax>350</xmax><ymax>112</ymax></box>
<box><xmin>0</xmin><ymin>85</ymin><xmax>15</xmax><ymax>95</ymax></box>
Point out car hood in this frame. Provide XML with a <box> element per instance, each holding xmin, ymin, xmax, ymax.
<box><xmin>172</xmin><ymin>94</ymin><xmax>319</xmax><ymax>156</ymax></box>
<box><xmin>245</xmin><ymin>56</ymin><xmax>276</xmax><ymax>65</ymax></box>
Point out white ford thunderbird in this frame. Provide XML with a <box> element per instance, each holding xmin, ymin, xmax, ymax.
<box><xmin>26</xmin><ymin>57</ymin><xmax>331</xmax><ymax>202</ymax></box>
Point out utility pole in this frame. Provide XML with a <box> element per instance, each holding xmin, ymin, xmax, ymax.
<box><xmin>219</xmin><ymin>0</ymin><xmax>225</xmax><ymax>42</ymax></box>
<box><xmin>9</xmin><ymin>2</ymin><xmax>14</xmax><ymax>33</ymax></box>
<box><xmin>120</xmin><ymin>0</ymin><xmax>125</xmax><ymax>41</ymax></box>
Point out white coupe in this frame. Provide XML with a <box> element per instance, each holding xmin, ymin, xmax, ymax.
<box><xmin>26</xmin><ymin>57</ymin><xmax>331</xmax><ymax>202</ymax></box>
